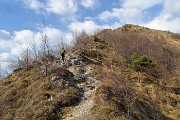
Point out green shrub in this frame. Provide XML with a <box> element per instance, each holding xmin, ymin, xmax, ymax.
<box><xmin>130</xmin><ymin>53</ymin><xmax>155</xmax><ymax>82</ymax></box>
<box><xmin>130</xmin><ymin>53</ymin><xmax>155</xmax><ymax>72</ymax></box>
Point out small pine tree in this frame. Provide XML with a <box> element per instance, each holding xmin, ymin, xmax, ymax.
<box><xmin>130</xmin><ymin>53</ymin><xmax>155</xmax><ymax>82</ymax></box>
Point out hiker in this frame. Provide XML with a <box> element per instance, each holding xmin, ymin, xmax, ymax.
<box><xmin>60</xmin><ymin>47</ymin><xmax>65</xmax><ymax>62</ymax></box>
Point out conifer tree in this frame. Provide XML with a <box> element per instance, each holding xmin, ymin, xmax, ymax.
<box><xmin>130</xmin><ymin>53</ymin><xmax>155</xmax><ymax>82</ymax></box>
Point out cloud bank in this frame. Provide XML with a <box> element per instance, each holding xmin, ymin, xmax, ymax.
<box><xmin>144</xmin><ymin>0</ymin><xmax>180</xmax><ymax>32</ymax></box>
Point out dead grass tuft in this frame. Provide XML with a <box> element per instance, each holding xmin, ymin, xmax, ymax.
<box><xmin>58</xmin><ymin>87</ymin><xmax>80</xmax><ymax>107</ymax></box>
<box><xmin>0</xmin><ymin>66</ymin><xmax>82</xmax><ymax>119</ymax></box>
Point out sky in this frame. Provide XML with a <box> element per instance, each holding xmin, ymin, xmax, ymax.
<box><xmin>0</xmin><ymin>0</ymin><xmax>180</xmax><ymax>75</ymax></box>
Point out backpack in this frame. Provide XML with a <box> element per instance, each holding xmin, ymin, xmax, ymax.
<box><xmin>60</xmin><ymin>49</ymin><xmax>65</xmax><ymax>55</ymax></box>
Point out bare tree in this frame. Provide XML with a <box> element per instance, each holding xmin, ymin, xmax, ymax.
<box><xmin>40</xmin><ymin>16</ymin><xmax>51</xmax><ymax>76</ymax></box>
<box><xmin>25</xmin><ymin>48</ymin><xmax>29</xmax><ymax>68</ymax></box>
<box><xmin>8</xmin><ymin>17</ymin><xmax>51</xmax><ymax>74</ymax></box>
<box><xmin>72</xmin><ymin>30</ymin><xmax>91</xmax><ymax>47</ymax></box>
<box><xmin>19</xmin><ymin>47</ymin><xmax>31</xmax><ymax>69</ymax></box>
<box><xmin>0</xmin><ymin>63</ymin><xmax>3</xmax><ymax>79</ymax></box>
<box><xmin>41</xmin><ymin>16</ymin><xmax>50</xmax><ymax>56</ymax></box>
<box><xmin>31</xmin><ymin>38</ymin><xmax>38</xmax><ymax>63</ymax></box>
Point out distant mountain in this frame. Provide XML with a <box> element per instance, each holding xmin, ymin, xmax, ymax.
<box><xmin>0</xmin><ymin>24</ymin><xmax>179</xmax><ymax>120</ymax></box>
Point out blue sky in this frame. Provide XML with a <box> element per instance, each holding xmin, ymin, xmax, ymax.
<box><xmin>0</xmin><ymin>0</ymin><xmax>180</xmax><ymax>75</ymax></box>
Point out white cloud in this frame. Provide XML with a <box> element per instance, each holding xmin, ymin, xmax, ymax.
<box><xmin>68</xmin><ymin>20</ymin><xmax>111</xmax><ymax>34</ymax></box>
<box><xmin>9</xmin><ymin>27</ymin><xmax>72</xmax><ymax>54</ymax></box>
<box><xmin>22</xmin><ymin>0</ymin><xmax>78</xmax><ymax>15</ymax></box>
<box><xmin>23</xmin><ymin>0</ymin><xmax>44</xmax><ymax>12</ymax></box>
<box><xmin>97</xmin><ymin>0</ymin><xmax>180</xmax><ymax>33</ymax></box>
<box><xmin>163</xmin><ymin>0</ymin><xmax>180</xmax><ymax>18</ymax></box>
<box><xmin>11</xmin><ymin>30</ymin><xmax>39</xmax><ymax>54</ymax></box>
<box><xmin>0</xmin><ymin>30</ymin><xmax>14</xmax><ymax>51</ymax></box>
<box><xmin>144</xmin><ymin>0</ymin><xmax>180</xmax><ymax>33</ymax></box>
<box><xmin>46</xmin><ymin>0</ymin><xmax>78</xmax><ymax>15</ymax></box>
<box><xmin>46</xmin><ymin>27</ymin><xmax>69</xmax><ymax>46</ymax></box>
<box><xmin>0</xmin><ymin>29</ymin><xmax>12</xmax><ymax>40</ymax></box>
<box><xmin>10</xmin><ymin>44</ymin><xmax>26</xmax><ymax>56</ymax></box>
<box><xmin>144</xmin><ymin>16</ymin><xmax>180</xmax><ymax>33</ymax></box>
<box><xmin>0</xmin><ymin>53</ymin><xmax>10</xmax><ymax>62</ymax></box>
<box><xmin>14</xmin><ymin>30</ymin><xmax>35</xmax><ymax>43</ymax></box>
<box><xmin>13</xmin><ymin>27</ymin><xmax>72</xmax><ymax>53</ymax></box>
<box><xmin>0</xmin><ymin>61</ymin><xmax>9</xmax><ymax>75</ymax></box>
<box><xmin>122</xmin><ymin>0</ymin><xmax>162</xmax><ymax>10</ymax></box>
<box><xmin>0</xmin><ymin>40</ymin><xmax>14</xmax><ymax>51</ymax></box>
<box><xmin>99</xmin><ymin>8</ymin><xmax>143</xmax><ymax>24</ymax></box>
<box><xmin>80</xmin><ymin>0</ymin><xmax>97</xmax><ymax>8</ymax></box>
<box><xmin>111</xmin><ymin>22</ymin><xmax>123</xmax><ymax>29</ymax></box>
<box><xmin>98</xmin><ymin>0</ymin><xmax>162</xmax><ymax>24</ymax></box>
<box><xmin>64</xmin><ymin>33</ymin><xmax>73</xmax><ymax>43</ymax></box>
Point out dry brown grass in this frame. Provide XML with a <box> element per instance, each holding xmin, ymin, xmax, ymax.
<box><xmin>89</xmin><ymin>30</ymin><xmax>179</xmax><ymax>120</ymax></box>
<box><xmin>1</xmin><ymin>24</ymin><xmax>180</xmax><ymax>120</ymax></box>
<box><xmin>93</xmin><ymin>67</ymin><xmax>165</xmax><ymax>119</ymax></box>
<box><xmin>0</xmin><ymin>66</ymin><xmax>81</xmax><ymax>120</ymax></box>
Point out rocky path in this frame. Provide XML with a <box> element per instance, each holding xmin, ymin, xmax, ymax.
<box><xmin>62</xmin><ymin>53</ymin><xmax>100</xmax><ymax>120</ymax></box>
<box><xmin>64</xmin><ymin>78</ymin><xmax>99</xmax><ymax>120</ymax></box>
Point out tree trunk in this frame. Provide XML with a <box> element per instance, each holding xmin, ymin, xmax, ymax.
<box><xmin>26</xmin><ymin>49</ymin><xmax>29</xmax><ymax>68</ymax></box>
<box><xmin>138</xmin><ymin>71</ymin><xmax>140</xmax><ymax>83</ymax></box>
<box><xmin>45</xmin><ymin>64</ymin><xmax>48</xmax><ymax>76</ymax></box>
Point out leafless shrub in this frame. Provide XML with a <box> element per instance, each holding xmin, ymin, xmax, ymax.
<box><xmin>171</xmin><ymin>33</ymin><xmax>180</xmax><ymax>40</ymax></box>
<box><xmin>30</xmin><ymin>39</ymin><xmax>39</xmax><ymax>64</ymax></box>
<box><xmin>0</xmin><ymin>64</ymin><xmax>3</xmax><ymax>79</ymax></box>
<box><xmin>92</xmin><ymin>28</ymin><xmax>103</xmax><ymax>35</ymax></box>
<box><xmin>99</xmin><ymin>31</ymin><xmax>175</xmax><ymax>79</ymax></box>
<box><xmin>72</xmin><ymin>30</ymin><xmax>92</xmax><ymax>49</ymax></box>
<box><xmin>94</xmin><ymin>70</ymin><xmax>137</xmax><ymax>119</ymax></box>
<box><xmin>9</xmin><ymin>47</ymin><xmax>34</xmax><ymax>71</ymax></box>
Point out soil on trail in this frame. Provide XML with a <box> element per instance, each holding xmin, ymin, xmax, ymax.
<box><xmin>59</xmin><ymin>53</ymin><xmax>100</xmax><ymax>120</ymax></box>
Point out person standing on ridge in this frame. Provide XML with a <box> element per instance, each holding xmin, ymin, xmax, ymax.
<box><xmin>60</xmin><ymin>47</ymin><xmax>65</xmax><ymax>62</ymax></box>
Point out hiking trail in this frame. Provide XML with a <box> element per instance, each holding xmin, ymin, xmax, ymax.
<box><xmin>59</xmin><ymin>53</ymin><xmax>100</xmax><ymax>120</ymax></box>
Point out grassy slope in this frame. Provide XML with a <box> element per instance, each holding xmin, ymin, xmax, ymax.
<box><xmin>91</xmin><ymin>25</ymin><xmax>180</xmax><ymax>120</ymax></box>
<box><xmin>0</xmin><ymin>67</ymin><xmax>80</xmax><ymax>119</ymax></box>
<box><xmin>0</xmin><ymin>24</ymin><xmax>179</xmax><ymax>120</ymax></box>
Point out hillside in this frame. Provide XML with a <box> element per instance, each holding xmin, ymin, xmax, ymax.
<box><xmin>0</xmin><ymin>24</ymin><xmax>180</xmax><ymax>120</ymax></box>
